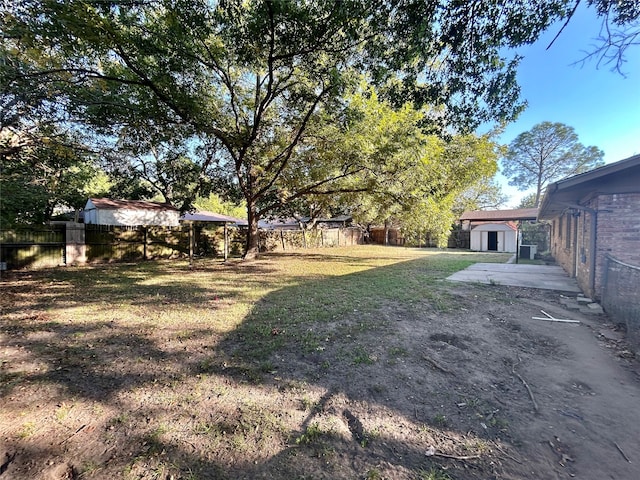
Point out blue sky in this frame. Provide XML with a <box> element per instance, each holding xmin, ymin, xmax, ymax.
<box><xmin>494</xmin><ymin>5</ymin><xmax>640</xmax><ymax>207</ymax></box>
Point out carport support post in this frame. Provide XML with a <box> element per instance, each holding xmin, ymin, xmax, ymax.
<box><xmin>515</xmin><ymin>222</ymin><xmax>520</xmax><ymax>264</ymax></box>
<box><xmin>189</xmin><ymin>222</ymin><xmax>194</xmax><ymax>266</ymax></box>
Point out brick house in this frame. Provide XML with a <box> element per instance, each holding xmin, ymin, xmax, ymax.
<box><xmin>538</xmin><ymin>153</ymin><xmax>640</xmax><ymax>300</ymax></box>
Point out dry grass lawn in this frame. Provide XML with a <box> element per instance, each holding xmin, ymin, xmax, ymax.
<box><xmin>4</xmin><ymin>246</ymin><xmax>636</xmax><ymax>480</ymax></box>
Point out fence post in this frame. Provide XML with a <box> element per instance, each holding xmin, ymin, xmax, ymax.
<box><xmin>189</xmin><ymin>223</ymin><xmax>194</xmax><ymax>266</ymax></box>
<box><xmin>601</xmin><ymin>254</ymin><xmax>610</xmax><ymax>308</ymax></box>
<box><xmin>65</xmin><ymin>222</ymin><xmax>86</xmax><ymax>265</ymax></box>
<box><xmin>143</xmin><ymin>226</ymin><xmax>148</xmax><ymax>260</ymax></box>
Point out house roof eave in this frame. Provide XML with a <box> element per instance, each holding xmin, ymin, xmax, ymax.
<box><xmin>538</xmin><ymin>153</ymin><xmax>640</xmax><ymax>220</ymax></box>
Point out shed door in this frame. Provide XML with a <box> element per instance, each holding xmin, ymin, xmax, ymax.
<box><xmin>487</xmin><ymin>231</ymin><xmax>498</xmax><ymax>251</ymax></box>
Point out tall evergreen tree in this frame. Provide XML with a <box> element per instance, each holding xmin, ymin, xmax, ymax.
<box><xmin>502</xmin><ymin>122</ymin><xmax>604</xmax><ymax>207</ymax></box>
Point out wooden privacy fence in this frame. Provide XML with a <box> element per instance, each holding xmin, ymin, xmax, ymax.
<box><xmin>368</xmin><ymin>228</ymin><xmax>404</xmax><ymax>246</ymax></box>
<box><xmin>0</xmin><ymin>226</ymin><xmax>65</xmax><ymax>270</ymax></box>
<box><xmin>85</xmin><ymin>224</ymin><xmax>190</xmax><ymax>261</ymax></box>
<box><xmin>259</xmin><ymin>227</ymin><xmax>363</xmax><ymax>251</ymax></box>
<box><xmin>0</xmin><ymin>223</ymin><xmax>364</xmax><ymax>269</ymax></box>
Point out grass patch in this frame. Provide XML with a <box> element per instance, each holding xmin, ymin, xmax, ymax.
<box><xmin>0</xmin><ymin>246</ymin><xmax>511</xmax><ymax>479</ymax></box>
<box><xmin>352</xmin><ymin>345</ymin><xmax>376</xmax><ymax>365</ymax></box>
<box><xmin>432</xmin><ymin>414</ymin><xmax>448</xmax><ymax>427</ymax></box>
<box><xmin>516</xmin><ymin>257</ymin><xmax>547</xmax><ymax>265</ymax></box>
<box><xmin>417</xmin><ymin>467</ymin><xmax>453</xmax><ymax>480</ymax></box>
<box><xmin>55</xmin><ymin>402</ymin><xmax>74</xmax><ymax>421</ymax></box>
<box><xmin>295</xmin><ymin>423</ymin><xmax>326</xmax><ymax>445</ymax></box>
<box><xmin>18</xmin><ymin>421</ymin><xmax>37</xmax><ymax>438</ymax></box>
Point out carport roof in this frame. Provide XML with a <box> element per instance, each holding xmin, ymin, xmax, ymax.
<box><xmin>180</xmin><ymin>210</ymin><xmax>247</xmax><ymax>225</ymax></box>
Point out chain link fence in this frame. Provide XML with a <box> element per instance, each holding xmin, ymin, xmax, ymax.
<box><xmin>602</xmin><ymin>254</ymin><xmax>640</xmax><ymax>353</ymax></box>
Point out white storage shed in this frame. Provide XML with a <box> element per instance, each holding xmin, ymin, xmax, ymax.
<box><xmin>470</xmin><ymin>222</ymin><xmax>518</xmax><ymax>253</ymax></box>
<box><xmin>84</xmin><ymin>198</ymin><xmax>180</xmax><ymax>226</ymax></box>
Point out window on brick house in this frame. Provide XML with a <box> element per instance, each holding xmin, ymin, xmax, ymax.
<box><xmin>558</xmin><ymin>216</ymin><xmax>563</xmax><ymax>240</ymax></box>
<box><xmin>565</xmin><ymin>212</ymin><xmax>572</xmax><ymax>249</ymax></box>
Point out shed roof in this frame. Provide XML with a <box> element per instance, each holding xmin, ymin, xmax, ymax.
<box><xmin>87</xmin><ymin>198</ymin><xmax>179</xmax><ymax>212</ymax></box>
<box><xmin>460</xmin><ymin>208</ymin><xmax>538</xmax><ymax>222</ymax></box>
<box><xmin>538</xmin><ymin>153</ymin><xmax>640</xmax><ymax>219</ymax></box>
<box><xmin>470</xmin><ymin>221</ymin><xmax>518</xmax><ymax>231</ymax></box>
<box><xmin>180</xmin><ymin>210</ymin><xmax>247</xmax><ymax>225</ymax></box>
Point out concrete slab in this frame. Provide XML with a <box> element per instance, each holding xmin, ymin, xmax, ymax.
<box><xmin>447</xmin><ymin>263</ymin><xmax>581</xmax><ymax>292</ymax></box>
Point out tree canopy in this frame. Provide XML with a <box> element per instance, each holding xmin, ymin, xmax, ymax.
<box><xmin>516</xmin><ymin>192</ymin><xmax>538</xmax><ymax>209</ymax></box>
<box><xmin>2</xmin><ymin>1</ymin><xmax>639</xmax><ymax>254</ymax></box>
<box><xmin>280</xmin><ymin>89</ymin><xmax>503</xmax><ymax>247</ymax></box>
<box><xmin>0</xmin><ymin>125</ymin><xmax>110</xmax><ymax>225</ymax></box>
<box><xmin>501</xmin><ymin>122</ymin><xmax>605</xmax><ymax>207</ymax></box>
<box><xmin>576</xmin><ymin>0</ymin><xmax>640</xmax><ymax>75</ymax></box>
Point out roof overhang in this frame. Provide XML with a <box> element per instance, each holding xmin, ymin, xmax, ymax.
<box><xmin>538</xmin><ymin>153</ymin><xmax>640</xmax><ymax>219</ymax></box>
<box><xmin>86</xmin><ymin>198</ymin><xmax>179</xmax><ymax>212</ymax></box>
<box><xmin>180</xmin><ymin>210</ymin><xmax>247</xmax><ymax>225</ymax></box>
<box><xmin>471</xmin><ymin>222</ymin><xmax>518</xmax><ymax>232</ymax></box>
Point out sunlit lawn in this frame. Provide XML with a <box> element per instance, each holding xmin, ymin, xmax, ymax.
<box><xmin>1</xmin><ymin>246</ymin><xmax>512</xmax><ymax>479</ymax></box>
<box><xmin>11</xmin><ymin>246</ymin><xmax>508</xmax><ymax>330</ymax></box>
<box><xmin>3</xmin><ymin>246</ymin><xmax>512</xmax><ymax>381</ymax></box>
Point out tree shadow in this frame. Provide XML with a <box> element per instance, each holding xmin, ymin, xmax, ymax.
<box><xmin>203</xmin><ymin>255</ymin><xmax>528</xmax><ymax>478</ymax></box>
<box><xmin>0</xmin><ymin>253</ymin><xmax>531</xmax><ymax>479</ymax></box>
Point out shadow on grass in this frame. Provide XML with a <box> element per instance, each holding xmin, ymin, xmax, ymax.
<box><xmin>0</xmin><ymin>259</ymin><xmax>281</xmax><ymax>316</ymax></box>
<box><xmin>0</xmin><ymin>251</ymin><xmax>520</xmax><ymax>479</ymax></box>
<box><xmin>201</xmin><ymin>252</ymin><xmax>516</xmax><ymax>478</ymax></box>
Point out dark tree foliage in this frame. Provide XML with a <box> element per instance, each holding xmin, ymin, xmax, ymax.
<box><xmin>2</xmin><ymin>1</ymin><xmax>638</xmax><ymax>254</ymax></box>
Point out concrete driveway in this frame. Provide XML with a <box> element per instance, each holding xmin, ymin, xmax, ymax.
<box><xmin>447</xmin><ymin>262</ymin><xmax>581</xmax><ymax>292</ymax></box>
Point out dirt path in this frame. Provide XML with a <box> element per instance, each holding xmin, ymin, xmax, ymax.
<box><xmin>500</xmin><ymin>294</ymin><xmax>640</xmax><ymax>479</ymax></box>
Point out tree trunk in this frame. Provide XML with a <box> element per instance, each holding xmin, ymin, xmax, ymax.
<box><xmin>244</xmin><ymin>201</ymin><xmax>260</xmax><ymax>260</ymax></box>
<box><xmin>535</xmin><ymin>173</ymin><xmax>543</xmax><ymax>207</ymax></box>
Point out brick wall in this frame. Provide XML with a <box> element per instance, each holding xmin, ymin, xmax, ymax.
<box><xmin>549</xmin><ymin>210</ymin><xmax>578</xmax><ymax>284</ymax></box>
<box><xmin>551</xmin><ymin>193</ymin><xmax>640</xmax><ymax>299</ymax></box>
<box><xmin>594</xmin><ymin>193</ymin><xmax>640</xmax><ymax>294</ymax></box>
<box><xmin>575</xmin><ymin>200</ymin><xmax>596</xmax><ymax>297</ymax></box>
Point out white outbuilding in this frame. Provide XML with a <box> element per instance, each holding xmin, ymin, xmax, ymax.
<box><xmin>83</xmin><ymin>198</ymin><xmax>180</xmax><ymax>226</ymax></box>
<box><xmin>470</xmin><ymin>222</ymin><xmax>518</xmax><ymax>253</ymax></box>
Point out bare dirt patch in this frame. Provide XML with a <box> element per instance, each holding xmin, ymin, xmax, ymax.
<box><xmin>1</xmin><ymin>252</ymin><xmax>640</xmax><ymax>479</ymax></box>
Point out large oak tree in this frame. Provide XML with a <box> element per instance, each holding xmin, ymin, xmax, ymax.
<box><xmin>2</xmin><ymin>1</ymin><xmax>638</xmax><ymax>255</ymax></box>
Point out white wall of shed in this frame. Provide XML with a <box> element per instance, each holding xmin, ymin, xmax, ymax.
<box><xmin>86</xmin><ymin>208</ymin><xmax>180</xmax><ymax>226</ymax></box>
<box><xmin>470</xmin><ymin>228</ymin><xmax>517</xmax><ymax>253</ymax></box>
